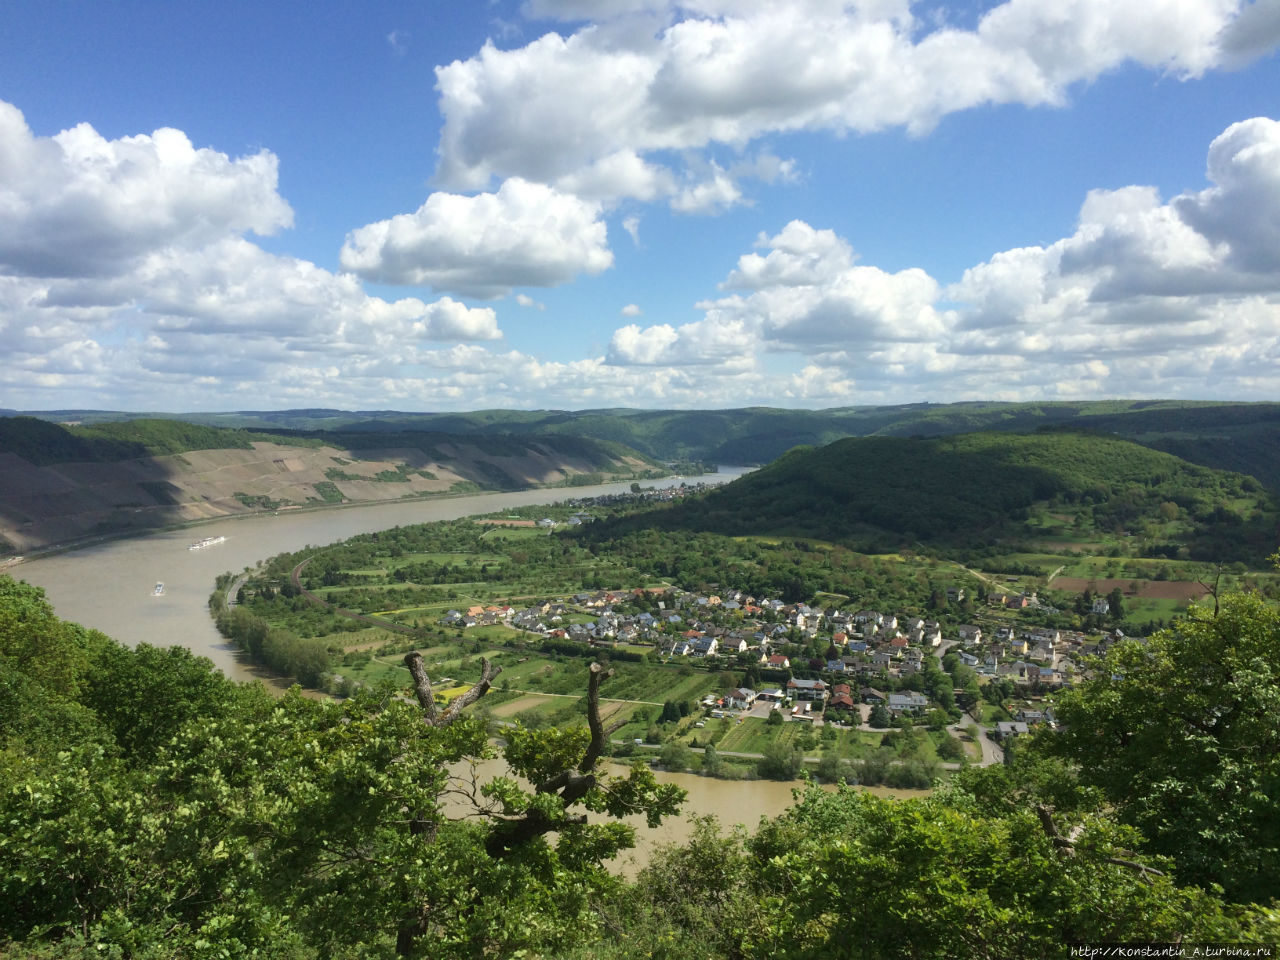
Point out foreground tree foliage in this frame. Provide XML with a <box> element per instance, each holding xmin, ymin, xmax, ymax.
<box><xmin>2</xmin><ymin>574</ymin><xmax>1278</xmax><ymax>958</ymax></box>
<box><xmin>0</xmin><ymin>576</ymin><xmax>682</xmax><ymax>958</ymax></box>
<box><xmin>564</xmin><ymin>783</ymin><xmax>1277</xmax><ymax>960</ymax></box>
<box><xmin>1047</xmin><ymin>591</ymin><xmax>1280</xmax><ymax>901</ymax></box>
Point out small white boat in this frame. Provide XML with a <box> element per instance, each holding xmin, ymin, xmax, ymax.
<box><xmin>153</xmin><ymin>582</ymin><xmax>165</xmax><ymax>596</ymax></box>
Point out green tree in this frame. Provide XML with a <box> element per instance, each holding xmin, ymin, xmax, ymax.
<box><xmin>1049</xmin><ymin>592</ymin><xmax>1280</xmax><ymax>900</ymax></box>
<box><xmin>701</xmin><ymin>743</ymin><xmax>724</xmax><ymax>778</ymax></box>
<box><xmin>756</xmin><ymin>740</ymin><xmax>804</xmax><ymax>781</ymax></box>
<box><xmin>1107</xmin><ymin>585</ymin><xmax>1126</xmax><ymax>620</ymax></box>
<box><xmin>816</xmin><ymin>752</ymin><xmax>849</xmax><ymax>784</ymax></box>
<box><xmin>935</xmin><ymin>733</ymin><xmax>965</xmax><ymax>762</ymax></box>
<box><xmin>743</xmin><ymin>784</ymin><xmax>1272</xmax><ymax>959</ymax></box>
<box><xmin>660</xmin><ymin>741</ymin><xmax>693</xmax><ymax>771</ymax></box>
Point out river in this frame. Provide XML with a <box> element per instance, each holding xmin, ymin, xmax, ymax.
<box><xmin>15</xmin><ymin>470</ymin><xmax>748</xmax><ymax>682</ymax></box>
<box><xmin>450</xmin><ymin>758</ymin><xmax>921</xmax><ymax>875</ymax></box>
<box><xmin>12</xmin><ymin>466</ymin><xmax>926</xmax><ymax>856</ymax></box>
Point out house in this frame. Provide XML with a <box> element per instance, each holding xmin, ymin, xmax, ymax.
<box><xmin>691</xmin><ymin>636</ymin><xmax>719</xmax><ymax>657</ymax></box>
<box><xmin>757</xmin><ymin>688</ymin><xmax>786</xmax><ymax>702</ymax></box>
<box><xmin>1028</xmin><ymin>628</ymin><xmax>1061</xmax><ymax>644</ymax></box>
<box><xmin>719</xmin><ymin>636</ymin><xmax>747</xmax><ymax>655</ymax></box>
<box><xmin>994</xmin><ymin>721</ymin><xmax>1030</xmax><ymax>740</ymax></box>
<box><xmin>1092</xmin><ymin>597</ymin><xmax>1111</xmax><ymax>615</ymax></box>
<box><xmin>1029</xmin><ymin>640</ymin><xmax>1057</xmax><ymax>665</ymax></box>
<box><xmin>1015</xmin><ymin>707</ymin><xmax>1054</xmax><ymax>725</ymax></box>
<box><xmin>787</xmin><ymin>677</ymin><xmax>828</xmax><ymax>702</ymax></box>
<box><xmin>861</xmin><ymin>686</ymin><xmax>887</xmax><ymax>704</ymax></box>
<box><xmin>726</xmin><ymin>688</ymin><xmax>757</xmax><ymax>709</ymax></box>
<box><xmin>957</xmin><ymin>624</ymin><xmax>983</xmax><ymax>645</ymax></box>
<box><xmin>899</xmin><ymin>648</ymin><xmax>925</xmax><ymax>675</ymax></box>
<box><xmin>764</xmin><ymin>654</ymin><xmax>791</xmax><ymax>669</ymax></box>
<box><xmin>887</xmin><ymin>692</ymin><xmax>929</xmax><ymax>715</ymax></box>
<box><xmin>828</xmin><ymin>683</ymin><xmax>856</xmax><ymax>712</ymax></box>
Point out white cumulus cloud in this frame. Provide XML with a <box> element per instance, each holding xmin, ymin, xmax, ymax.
<box><xmin>432</xmin><ymin>0</ymin><xmax>1273</xmax><ymax>212</ymax></box>
<box><xmin>0</xmin><ymin>100</ymin><xmax>292</xmax><ymax>279</ymax></box>
<box><xmin>0</xmin><ymin>102</ymin><xmax>507</xmax><ymax>410</ymax></box>
<box><xmin>604</xmin><ymin>116</ymin><xmax>1280</xmax><ymax>403</ymax></box>
<box><xmin>607</xmin><ymin>314</ymin><xmax>758</xmax><ymax>367</ymax></box>
<box><xmin>339</xmin><ymin>177</ymin><xmax>613</xmax><ymax>298</ymax></box>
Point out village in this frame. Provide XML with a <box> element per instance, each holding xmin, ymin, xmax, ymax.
<box><xmin>436</xmin><ymin>581</ymin><xmax>1121</xmax><ymax>747</ymax></box>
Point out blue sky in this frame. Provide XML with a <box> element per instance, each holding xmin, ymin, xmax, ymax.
<box><xmin>1</xmin><ymin>0</ymin><xmax>1278</xmax><ymax>411</ymax></box>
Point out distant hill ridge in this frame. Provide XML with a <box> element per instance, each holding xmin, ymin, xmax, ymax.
<box><xmin>0</xmin><ymin>417</ymin><xmax>660</xmax><ymax>554</ymax></box>
<box><xmin>15</xmin><ymin>399</ymin><xmax>1280</xmax><ymax>490</ymax></box>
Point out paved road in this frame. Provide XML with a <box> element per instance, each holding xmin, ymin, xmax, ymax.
<box><xmin>225</xmin><ymin>572</ymin><xmax>250</xmax><ymax>610</ymax></box>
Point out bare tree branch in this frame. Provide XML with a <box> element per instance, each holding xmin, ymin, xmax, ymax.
<box><xmin>579</xmin><ymin>661</ymin><xmax>615</xmax><ymax>773</ymax></box>
<box><xmin>404</xmin><ymin>653</ymin><xmax>501</xmax><ymax>728</ymax></box>
<box><xmin>435</xmin><ymin>658</ymin><xmax>500</xmax><ymax>727</ymax></box>
<box><xmin>1035</xmin><ymin>805</ymin><xmax>1164</xmax><ymax>879</ymax></box>
<box><xmin>403</xmin><ymin>652</ymin><xmax>439</xmax><ymax>723</ymax></box>
<box><xmin>1196</xmin><ymin>564</ymin><xmax>1223</xmax><ymax>618</ymax></box>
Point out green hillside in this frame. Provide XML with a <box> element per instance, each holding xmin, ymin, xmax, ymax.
<box><xmin>593</xmin><ymin>431</ymin><xmax>1279</xmax><ymax>563</ymax></box>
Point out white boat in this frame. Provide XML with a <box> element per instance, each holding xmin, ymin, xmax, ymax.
<box><xmin>153</xmin><ymin>582</ymin><xmax>165</xmax><ymax>596</ymax></box>
<box><xmin>188</xmin><ymin>535</ymin><xmax>227</xmax><ymax>550</ymax></box>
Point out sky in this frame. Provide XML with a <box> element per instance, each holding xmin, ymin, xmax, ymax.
<box><xmin>1</xmin><ymin>0</ymin><xmax>1279</xmax><ymax>413</ymax></box>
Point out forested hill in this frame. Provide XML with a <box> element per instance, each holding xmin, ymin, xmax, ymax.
<box><xmin>588</xmin><ymin>432</ymin><xmax>1279</xmax><ymax>563</ymax></box>
<box><xmin>19</xmin><ymin>399</ymin><xmax>1280</xmax><ymax>490</ymax></box>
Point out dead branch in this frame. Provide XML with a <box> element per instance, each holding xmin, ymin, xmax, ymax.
<box><xmin>1035</xmin><ymin>805</ymin><xmax>1165</xmax><ymax>879</ymax></box>
<box><xmin>579</xmin><ymin>661</ymin><xmax>615</xmax><ymax>772</ymax></box>
<box><xmin>403</xmin><ymin>653</ymin><xmax>501</xmax><ymax>727</ymax></box>
<box><xmin>403</xmin><ymin>652</ymin><xmax>439</xmax><ymax>723</ymax></box>
<box><xmin>1196</xmin><ymin>564</ymin><xmax>1223</xmax><ymax>618</ymax></box>
<box><xmin>436</xmin><ymin>658</ymin><xmax>501</xmax><ymax>727</ymax></box>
